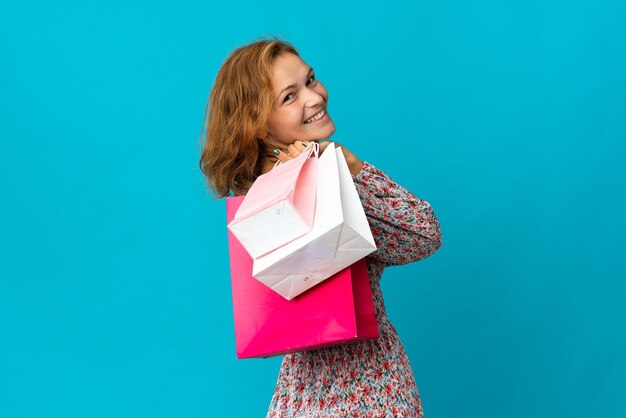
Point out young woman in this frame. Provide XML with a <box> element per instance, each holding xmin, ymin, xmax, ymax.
<box><xmin>199</xmin><ymin>37</ymin><xmax>443</xmax><ymax>417</ymax></box>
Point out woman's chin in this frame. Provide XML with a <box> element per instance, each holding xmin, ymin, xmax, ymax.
<box><xmin>308</xmin><ymin>120</ymin><xmax>336</xmax><ymax>140</ymax></box>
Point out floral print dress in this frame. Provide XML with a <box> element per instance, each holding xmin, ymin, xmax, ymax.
<box><xmin>266</xmin><ymin>161</ymin><xmax>443</xmax><ymax>418</ymax></box>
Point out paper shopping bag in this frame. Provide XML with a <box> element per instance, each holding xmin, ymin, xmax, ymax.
<box><xmin>252</xmin><ymin>142</ymin><xmax>377</xmax><ymax>300</ymax></box>
<box><xmin>227</xmin><ymin>143</ymin><xmax>319</xmax><ymax>259</ymax></box>
<box><xmin>226</xmin><ymin>195</ymin><xmax>379</xmax><ymax>359</ymax></box>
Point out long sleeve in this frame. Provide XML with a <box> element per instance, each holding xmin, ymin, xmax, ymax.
<box><xmin>352</xmin><ymin>161</ymin><xmax>442</xmax><ymax>267</ymax></box>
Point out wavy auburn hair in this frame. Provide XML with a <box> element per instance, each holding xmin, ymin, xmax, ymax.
<box><xmin>198</xmin><ymin>38</ymin><xmax>299</xmax><ymax>198</ymax></box>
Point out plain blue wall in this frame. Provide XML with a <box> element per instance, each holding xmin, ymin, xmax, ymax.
<box><xmin>1</xmin><ymin>1</ymin><xmax>624</xmax><ymax>417</ymax></box>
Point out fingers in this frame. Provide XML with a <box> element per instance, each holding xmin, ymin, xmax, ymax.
<box><xmin>296</xmin><ymin>140</ymin><xmax>310</xmax><ymax>152</ymax></box>
<box><xmin>274</xmin><ymin>140</ymin><xmax>318</xmax><ymax>162</ymax></box>
<box><xmin>290</xmin><ymin>140</ymin><xmax>311</xmax><ymax>157</ymax></box>
<box><xmin>287</xmin><ymin>144</ymin><xmax>300</xmax><ymax>158</ymax></box>
<box><xmin>275</xmin><ymin>148</ymin><xmax>292</xmax><ymax>162</ymax></box>
<box><xmin>273</xmin><ymin>140</ymin><xmax>358</xmax><ymax>173</ymax></box>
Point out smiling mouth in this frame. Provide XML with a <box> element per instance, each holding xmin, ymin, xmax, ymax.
<box><xmin>303</xmin><ymin>108</ymin><xmax>327</xmax><ymax>124</ymax></box>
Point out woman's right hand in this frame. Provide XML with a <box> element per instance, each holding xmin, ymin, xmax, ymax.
<box><xmin>274</xmin><ymin>140</ymin><xmax>364</xmax><ymax>176</ymax></box>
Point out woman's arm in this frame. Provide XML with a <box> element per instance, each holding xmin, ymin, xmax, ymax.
<box><xmin>352</xmin><ymin>161</ymin><xmax>443</xmax><ymax>267</ymax></box>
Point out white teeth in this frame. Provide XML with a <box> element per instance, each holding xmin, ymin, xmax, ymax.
<box><xmin>304</xmin><ymin>109</ymin><xmax>325</xmax><ymax>124</ymax></box>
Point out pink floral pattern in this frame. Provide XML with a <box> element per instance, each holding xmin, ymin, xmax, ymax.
<box><xmin>266</xmin><ymin>161</ymin><xmax>443</xmax><ymax>417</ymax></box>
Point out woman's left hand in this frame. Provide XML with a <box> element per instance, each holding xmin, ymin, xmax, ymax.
<box><xmin>273</xmin><ymin>140</ymin><xmax>364</xmax><ymax>176</ymax></box>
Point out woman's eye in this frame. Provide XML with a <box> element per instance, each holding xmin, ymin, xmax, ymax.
<box><xmin>283</xmin><ymin>76</ymin><xmax>316</xmax><ymax>103</ymax></box>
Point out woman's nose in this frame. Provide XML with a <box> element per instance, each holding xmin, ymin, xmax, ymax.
<box><xmin>301</xmin><ymin>87</ymin><xmax>325</xmax><ymax>106</ymax></box>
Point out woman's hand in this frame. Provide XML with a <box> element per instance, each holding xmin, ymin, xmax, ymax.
<box><xmin>273</xmin><ymin>140</ymin><xmax>364</xmax><ymax>176</ymax></box>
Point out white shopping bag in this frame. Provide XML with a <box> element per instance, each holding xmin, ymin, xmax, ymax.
<box><xmin>252</xmin><ymin>142</ymin><xmax>377</xmax><ymax>300</ymax></box>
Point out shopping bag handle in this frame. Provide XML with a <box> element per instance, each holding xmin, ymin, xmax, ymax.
<box><xmin>272</xmin><ymin>141</ymin><xmax>320</xmax><ymax>169</ymax></box>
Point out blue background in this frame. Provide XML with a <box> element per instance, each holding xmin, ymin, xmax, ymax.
<box><xmin>1</xmin><ymin>1</ymin><xmax>625</xmax><ymax>417</ymax></box>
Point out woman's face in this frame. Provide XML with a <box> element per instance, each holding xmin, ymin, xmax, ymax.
<box><xmin>264</xmin><ymin>53</ymin><xmax>336</xmax><ymax>148</ymax></box>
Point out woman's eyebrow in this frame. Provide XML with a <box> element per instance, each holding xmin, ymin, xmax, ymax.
<box><xmin>278</xmin><ymin>67</ymin><xmax>314</xmax><ymax>97</ymax></box>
